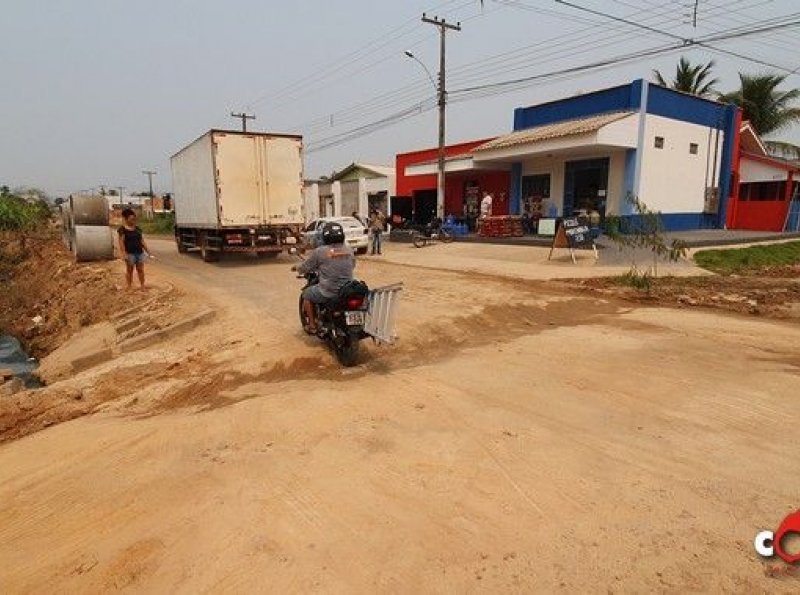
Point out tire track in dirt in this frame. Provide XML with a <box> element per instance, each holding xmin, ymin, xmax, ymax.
<box><xmin>131</xmin><ymin>296</ymin><xmax>663</xmax><ymax>416</ymax></box>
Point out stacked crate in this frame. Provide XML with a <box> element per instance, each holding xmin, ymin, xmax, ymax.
<box><xmin>478</xmin><ymin>216</ymin><xmax>524</xmax><ymax>238</ymax></box>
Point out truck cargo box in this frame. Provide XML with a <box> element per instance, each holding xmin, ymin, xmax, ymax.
<box><xmin>171</xmin><ymin>130</ymin><xmax>304</xmax><ymax>228</ymax></box>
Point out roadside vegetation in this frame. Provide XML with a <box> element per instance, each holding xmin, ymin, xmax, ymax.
<box><xmin>0</xmin><ymin>185</ymin><xmax>54</xmax><ymax>276</ymax></box>
<box><xmin>138</xmin><ymin>212</ymin><xmax>175</xmax><ymax>235</ymax></box>
<box><xmin>694</xmin><ymin>240</ymin><xmax>800</xmax><ymax>275</ymax></box>
<box><xmin>604</xmin><ymin>195</ymin><xmax>688</xmax><ymax>291</ymax></box>
<box><xmin>0</xmin><ymin>186</ymin><xmax>51</xmax><ymax>232</ymax></box>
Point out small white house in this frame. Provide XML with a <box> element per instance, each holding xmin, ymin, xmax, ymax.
<box><xmin>304</xmin><ymin>163</ymin><xmax>395</xmax><ymax>221</ymax></box>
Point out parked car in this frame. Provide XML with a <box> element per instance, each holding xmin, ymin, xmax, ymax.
<box><xmin>303</xmin><ymin>216</ymin><xmax>369</xmax><ymax>254</ymax></box>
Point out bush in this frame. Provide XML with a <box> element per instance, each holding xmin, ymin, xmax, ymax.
<box><xmin>0</xmin><ymin>194</ymin><xmax>51</xmax><ymax>231</ymax></box>
<box><xmin>605</xmin><ymin>195</ymin><xmax>687</xmax><ymax>277</ymax></box>
<box><xmin>612</xmin><ymin>267</ymin><xmax>653</xmax><ymax>292</ymax></box>
<box><xmin>138</xmin><ymin>212</ymin><xmax>175</xmax><ymax>235</ymax></box>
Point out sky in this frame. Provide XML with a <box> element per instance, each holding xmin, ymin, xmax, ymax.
<box><xmin>2</xmin><ymin>0</ymin><xmax>799</xmax><ymax>197</ymax></box>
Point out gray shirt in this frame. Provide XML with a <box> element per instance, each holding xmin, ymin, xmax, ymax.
<box><xmin>297</xmin><ymin>243</ymin><xmax>356</xmax><ymax>298</ymax></box>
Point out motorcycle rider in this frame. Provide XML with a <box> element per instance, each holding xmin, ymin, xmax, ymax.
<box><xmin>294</xmin><ymin>221</ymin><xmax>355</xmax><ymax>333</ymax></box>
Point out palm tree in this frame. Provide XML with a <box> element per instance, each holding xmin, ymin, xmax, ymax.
<box><xmin>653</xmin><ymin>57</ymin><xmax>719</xmax><ymax>98</ymax></box>
<box><xmin>719</xmin><ymin>73</ymin><xmax>800</xmax><ymax>158</ymax></box>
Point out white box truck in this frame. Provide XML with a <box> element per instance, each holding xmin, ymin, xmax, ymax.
<box><xmin>171</xmin><ymin>129</ymin><xmax>304</xmax><ymax>262</ymax></box>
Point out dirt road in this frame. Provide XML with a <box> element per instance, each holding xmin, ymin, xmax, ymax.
<box><xmin>1</xmin><ymin>239</ymin><xmax>799</xmax><ymax>592</ymax></box>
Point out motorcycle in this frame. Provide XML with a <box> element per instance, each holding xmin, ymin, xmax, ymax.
<box><xmin>412</xmin><ymin>219</ymin><xmax>455</xmax><ymax>248</ymax></box>
<box><xmin>296</xmin><ymin>270</ymin><xmax>370</xmax><ymax>367</ymax></box>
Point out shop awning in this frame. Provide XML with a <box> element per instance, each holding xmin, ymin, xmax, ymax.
<box><xmin>404</xmin><ymin>153</ymin><xmax>510</xmax><ymax>177</ymax></box>
<box><xmin>473</xmin><ymin>111</ymin><xmax>637</xmax><ymax>163</ymax></box>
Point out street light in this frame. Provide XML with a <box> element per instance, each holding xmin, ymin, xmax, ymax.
<box><xmin>404</xmin><ymin>50</ymin><xmax>437</xmax><ymax>92</ymax></box>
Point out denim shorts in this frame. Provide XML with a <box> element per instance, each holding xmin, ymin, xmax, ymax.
<box><xmin>302</xmin><ymin>284</ymin><xmax>333</xmax><ymax>304</ymax></box>
<box><xmin>126</xmin><ymin>252</ymin><xmax>147</xmax><ymax>265</ymax></box>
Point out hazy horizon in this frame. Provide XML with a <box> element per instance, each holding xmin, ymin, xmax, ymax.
<box><xmin>2</xmin><ymin>0</ymin><xmax>798</xmax><ymax>197</ymax></box>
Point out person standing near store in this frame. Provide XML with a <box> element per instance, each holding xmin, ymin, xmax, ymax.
<box><xmin>117</xmin><ymin>208</ymin><xmax>151</xmax><ymax>290</ymax></box>
<box><xmin>478</xmin><ymin>190</ymin><xmax>493</xmax><ymax>233</ymax></box>
<box><xmin>369</xmin><ymin>209</ymin><xmax>386</xmax><ymax>255</ymax></box>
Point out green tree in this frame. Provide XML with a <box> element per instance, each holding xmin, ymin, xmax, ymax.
<box><xmin>653</xmin><ymin>57</ymin><xmax>719</xmax><ymax>98</ymax></box>
<box><xmin>13</xmin><ymin>186</ymin><xmax>50</xmax><ymax>203</ymax></box>
<box><xmin>719</xmin><ymin>73</ymin><xmax>800</xmax><ymax>158</ymax></box>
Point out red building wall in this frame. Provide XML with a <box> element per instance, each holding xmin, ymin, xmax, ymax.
<box><xmin>731</xmin><ymin>200</ymin><xmax>791</xmax><ymax>231</ymax></box>
<box><xmin>395</xmin><ymin>139</ymin><xmax>511</xmax><ymax>217</ymax></box>
<box><xmin>729</xmin><ymin>153</ymin><xmax>796</xmax><ymax>231</ymax></box>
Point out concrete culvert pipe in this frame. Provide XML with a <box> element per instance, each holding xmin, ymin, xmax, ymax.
<box><xmin>60</xmin><ymin>207</ymin><xmax>73</xmax><ymax>249</ymax></box>
<box><xmin>69</xmin><ymin>195</ymin><xmax>109</xmax><ymax>226</ymax></box>
<box><xmin>73</xmin><ymin>225</ymin><xmax>114</xmax><ymax>262</ymax></box>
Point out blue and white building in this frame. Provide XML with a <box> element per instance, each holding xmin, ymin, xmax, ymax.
<box><xmin>470</xmin><ymin>79</ymin><xmax>741</xmax><ymax>230</ymax></box>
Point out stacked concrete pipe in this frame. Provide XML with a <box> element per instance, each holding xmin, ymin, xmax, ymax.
<box><xmin>64</xmin><ymin>195</ymin><xmax>114</xmax><ymax>262</ymax></box>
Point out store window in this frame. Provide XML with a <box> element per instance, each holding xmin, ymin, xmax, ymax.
<box><xmin>654</xmin><ymin>136</ymin><xmax>665</xmax><ymax>149</ymax></box>
<box><xmin>521</xmin><ymin>174</ymin><xmax>551</xmax><ymax>219</ymax></box>
<box><xmin>739</xmin><ymin>182</ymin><xmax>785</xmax><ymax>201</ymax></box>
<box><xmin>522</xmin><ymin>174</ymin><xmax>550</xmax><ymax>198</ymax></box>
<box><xmin>689</xmin><ymin>143</ymin><xmax>699</xmax><ymax>155</ymax></box>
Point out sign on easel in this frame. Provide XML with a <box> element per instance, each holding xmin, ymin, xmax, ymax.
<box><xmin>547</xmin><ymin>217</ymin><xmax>599</xmax><ymax>264</ymax></box>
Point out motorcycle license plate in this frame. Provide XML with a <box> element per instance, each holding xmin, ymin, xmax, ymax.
<box><xmin>345</xmin><ymin>311</ymin><xmax>365</xmax><ymax>326</ymax></box>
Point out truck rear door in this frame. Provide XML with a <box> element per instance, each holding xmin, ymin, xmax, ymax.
<box><xmin>214</xmin><ymin>132</ymin><xmax>264</xmax><ymax>226</ymax></box>
<box><xmin>262</xmin><ymin>136</ymin><xmax>304</xmax><ymax>225</ymax></box>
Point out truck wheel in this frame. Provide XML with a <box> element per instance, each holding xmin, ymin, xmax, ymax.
<box><xmin>356</xmin><ymin>247</ymin><xmax>368</xmax><ymax>255</ymax></box>
<box><xmin>176</xmin><ymin>238</ymin><xmax>188</xmax><ymax>254</ymax></box>
<box><xmin>412</xmin><ymin>232</ymin><xmax>426</xmax><ymax>248</ymax></box>
<box><xmin>201</xmin><ymin>245</ymin><xmax>219</xmax><ymax>263</ymax></box>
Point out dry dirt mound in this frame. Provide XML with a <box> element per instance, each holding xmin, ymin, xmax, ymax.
<box><xmin>577</xmin><ymin>273</ymin><xmax>800</xmax><ymax>320</ymax></box>
<box><xmin>0</xmin><ymin>233</ymin><xmax>144</xmax><ymax>358</ymax></box>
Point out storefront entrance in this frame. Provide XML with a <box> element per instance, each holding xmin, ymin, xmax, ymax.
<box><xmin>564</xmin><ymin>158</ymin><xmax>609</xmax><ymax>219</ymax></box>
<box><xmin>412</xmin><ymin>189</ymin><xmax>437</xmax><ymax>224</ymax></box>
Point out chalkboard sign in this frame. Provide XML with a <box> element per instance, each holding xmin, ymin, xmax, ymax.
<box><xmin>562</xmin><ymin>217</ymin><xmax>594</xmax><ymax>248</ymax></box>
<box><xmin>548</xmin><ymin>217</ymin><xmax>598</xmax><ymax>264</ymax></box>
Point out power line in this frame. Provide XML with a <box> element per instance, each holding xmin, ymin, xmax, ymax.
<box><xmin>242</xmin><ymin>0</ymin><xmax>474</xmax><ymax>112</ymax></box>
<box><xmin>305</xmin><ymin>15</ymin><xmax>800</xmax><ymax>155</ymax></box>
<box><xmin>299</xmin><ymin>0</ymin><xmax>678</xmax><ymax>135</ymax></box>
<box><xmin>555</xmin><ymin>0</ymin><xmax>800</xmax><ymax>73</ymax></box>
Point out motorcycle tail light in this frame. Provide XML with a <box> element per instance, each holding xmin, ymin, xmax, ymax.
<box><xmin>346</xmin><ymin>296</ymin><xmax>364</xmax><ymax>309</ymax></box>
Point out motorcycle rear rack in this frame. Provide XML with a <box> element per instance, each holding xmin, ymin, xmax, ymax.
<box><xmin>364</xmin><ymin>283</ymin><xmax>403</xmax><ymax>345</ymax></box>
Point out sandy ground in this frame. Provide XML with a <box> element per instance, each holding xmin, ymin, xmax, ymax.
<box><xmin>379</xmin><ymin>239</ymin><xmax>706</xmax><ymax>280</ymax></box>
<box><xmin>1</xmin><ymin>238</ymin><xmax>799</xmax><ymax>593</ymax></box>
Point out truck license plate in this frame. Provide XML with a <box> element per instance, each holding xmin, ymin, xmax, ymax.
<box><xmin>345</xmin><ymin>311</ymin><xmax>365</xmax><ymax>326</ymax></box>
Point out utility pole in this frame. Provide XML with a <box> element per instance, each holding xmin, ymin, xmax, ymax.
<box><xmin>117</xmin><ymin>186</ymin><xmax>126</xmax><ymax>204</ymax></box>
<box><xmin>142</xmin><ymin>170</ymin><xmax>157</xmax><ymax>197</ymax></box>
<box><xmin>422</xmin><ymin>13</ymin><xmax>461</xmax><ymax>219</ymax></box>
<box><xmin>230</xmin><ymin>112</ymin><xmax>256</xmax><ymax>132</ymax></box>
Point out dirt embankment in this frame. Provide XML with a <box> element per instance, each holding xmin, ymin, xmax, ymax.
<box><xmin>575</xmin><ymin>267</ymin><xmax>800</xmax><ymax>320</ymax></box>
<box><xmin>0</xmin><ymin>233</ymin><xmax>145</xmax><ymax>358</ymax></box>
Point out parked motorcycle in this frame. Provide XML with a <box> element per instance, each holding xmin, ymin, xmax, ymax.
<box><xmin>296</xmin><ymin>270</ymin><xmax>370</xmax><ymax>366</ymax></box>
<box><xmin>412</xmin><ymin>219</ymin><xmax>455</xmax><ymax>248</ymax></box>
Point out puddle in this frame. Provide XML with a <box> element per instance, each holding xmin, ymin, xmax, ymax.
<box><xmin>0</xmin><ymin>334</ymin><xmax>42</xmax><ymax>388</ymax></box>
